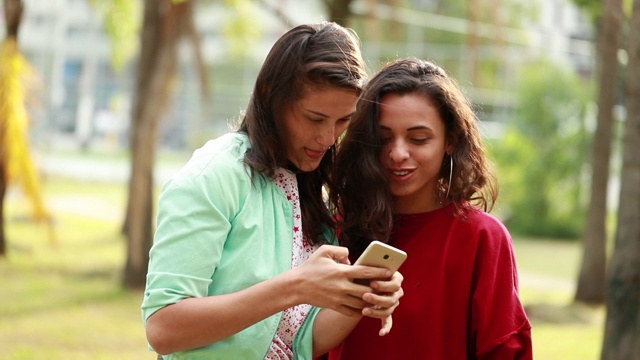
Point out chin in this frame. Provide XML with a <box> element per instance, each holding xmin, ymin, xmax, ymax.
<box><xmin>391</xmin><ymin>188</ymin><xmax>417</xmax><ymax>198</ymax></box>
<box><xmin>294</xmin><ymin>160</ymin><xmax>321</xmax><ymax>173</ymax></box>
<box><xmin>298</xmin><ymin>165</ymin><xmax>320</xmax><ymax>173</ymax></box>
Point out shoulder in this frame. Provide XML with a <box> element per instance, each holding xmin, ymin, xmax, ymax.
<box><xmin>170</xmin><ymin>133</ymin><xmax>250</xmax><ymax>185</ymax></box>
<box><xmin>188</xmin><ymin>132</ymin><xmax>250</xmax><ymax>175</ymax></box>
<box><xmin>161</xmin><ymin>133</ymin><xmax>254</xmax><ymax>201</ymax></box>
<box><xmin>452</xmin><ymin>206</ymin><xmax>514</xmax><ymax>253</ymax></box>
<box><xmin>464</xmin><ymin>208</ymin><xmax>510</xmax><ymax>236</ymax></box>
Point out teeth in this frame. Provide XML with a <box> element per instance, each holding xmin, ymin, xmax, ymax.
<box><xmin>393</xmin><ymin>171</ymin><xmax>409</xmax><ymax>176</ymax></box>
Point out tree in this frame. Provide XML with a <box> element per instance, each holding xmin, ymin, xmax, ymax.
<box><xmin>324</xmin><ymin>0</ymin><xmax>355</xmax><ymax>25</ymax></box>
<box><xmin>575</xmin><ymin>0</ymin><xmax>624</xmax><ymax>305</ymax></box>
<box><xmin>601</xmin><ymin>0</ymin><xmax>640</xmax><ymax>357</ymax></box>
<box><xmin>467</xmin><ymin>0</ymin><xmax>481</xmax><ymax>84</ymax></box>
<box><xmin>122</xmin><ymin>0</ymin><xmax>198</xmax><ymax>288</ymax></box>
<box><xmin>489</xmin><ymin>60</ymin><xmax>592</xmax><ymax>238</ymax></box>
<box><xmin>120</xmin><ymin>0</ymin><xmax>268</xmax><ymax>288</ymax></box>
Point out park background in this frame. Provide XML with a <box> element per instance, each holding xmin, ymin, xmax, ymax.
<box><xmin>1</xmin><ymin>0</ymin><xmax>639</xmax><ymax>359</ymax></box>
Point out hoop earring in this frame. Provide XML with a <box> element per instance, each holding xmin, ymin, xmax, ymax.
<box><xmin>445</xmin><ymin>155</ymin><xmax>453</xmax><ymax>200</ymax></box>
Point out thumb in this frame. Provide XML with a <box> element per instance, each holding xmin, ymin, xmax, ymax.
<box><xmin>379</xmin><ymin>316</ymin><xmax>393</xmax><ymax>336</ymax></box>
<box><xmin>317</xmin><ymin>244</ymin><xmax>351</xmax><ymax>265</ymax></box>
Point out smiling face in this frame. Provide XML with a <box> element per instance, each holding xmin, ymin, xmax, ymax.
<box><xmin>281</xmin><ymin>86</ymin><xmax>358</xmax><ymax>172</ymax></box>
<box><xmin>379</xmin><ymin>92</ymin><xmax>450</xmax><ymax>213</ymax></box>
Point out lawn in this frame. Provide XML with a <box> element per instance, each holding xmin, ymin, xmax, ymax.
<box><xmin>2</xmin><ymin>177</ymin><xmax>150</xmax><ymax>360</ymax></box>
<box><xmin>1</xmin><ymin>174</ymin><xmax>605</xmax><ymax>359</ymax></box>
<box><xmin>514</xmin><ymin>239</ymin><xmax>605</xmax><ymax>360</ymax></box>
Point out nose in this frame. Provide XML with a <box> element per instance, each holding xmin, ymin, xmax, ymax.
<box><xmin>388</xmin><ymin>140</ymin><xmax>409</xmax><ymax>163</ymax></box>
<box><xmin>316</xmin><ymin>124</ymin><xmax>337</xmax><ymax>149</ymax></box>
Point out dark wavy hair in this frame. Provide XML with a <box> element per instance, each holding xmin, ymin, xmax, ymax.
<box><xmin>238</xmin><ymin>22</ymin><xmax>367</xmax><ymax>245</ymax></box>
<box><xmin>330</xmin><ymin>57</ymin><xmax>498</xmax><ymax>254</ymax></box>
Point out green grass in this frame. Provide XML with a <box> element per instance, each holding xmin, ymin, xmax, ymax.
<box><xmin>513</xmin><ymin>238</ymin><xmax>605</xmax><ymax>360</ymax></box>
<box><xmin>1</xmin><ymin>178</ymin><xmax>151</xmax><ymax>360</ymax></box>
<box><xmin>1</xmin><ymin>175</ymin><xmax>605</xmax><ymax>359</ymax></box>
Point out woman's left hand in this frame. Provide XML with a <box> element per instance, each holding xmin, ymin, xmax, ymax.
<box><xmin>360</xmin><ymin>271</ymin><xmax>404</xmax><ymax>336</ymax></box>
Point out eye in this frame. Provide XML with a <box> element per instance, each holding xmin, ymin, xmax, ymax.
<box><xmin>411</xmin><ymin>137</ymin><xmax>429</xmax><ymax>144</ymax></box>
<box><xmin>338</xmin><ymin>117</ymin><xmax>351</xmax><ymax>123</ymax></box>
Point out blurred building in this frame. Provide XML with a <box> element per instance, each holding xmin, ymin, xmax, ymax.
<box><xmin>0</xmin><ymin>0</ymin><xmax>323</xmax><ymax>152</ymax></box>
<box><xmin>353</xmin><ymin>0</ymin><xmax>594</xmax><ymax>134</ymax></box>
<box><xmin>1</xmin><ymin>0</ymin><xmax>594</xmax><ymax>151</ymax></box>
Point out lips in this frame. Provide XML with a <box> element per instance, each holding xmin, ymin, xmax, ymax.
<box><xmin>304</xmin><ymin>148</ymin><xmax>325</xmax><ymax>159</ymax></box>
<box><xmin>388</xmin><ymin>168</ymin><xmax>415</xmax><ymax>179</ymax></box>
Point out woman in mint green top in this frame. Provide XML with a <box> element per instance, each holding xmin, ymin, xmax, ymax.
<box><xmin>142</xmin><ymin>22</ymin><xmax>404</xmax><ymax>360</ymax></box>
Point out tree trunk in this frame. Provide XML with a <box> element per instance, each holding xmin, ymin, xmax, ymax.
<box><xmin>601</xmin><ymin>0</ymin><xmax>640</xmax><ymax>358</ymax></box>
<box><xmin>365</xmin><ymin>0</ymin><xmax>379</xmax><ymax>42</ymax></box>
<box><xmin>122</xmin><ymin>0</ymin><xmax>192</xmax><ymax>289</ymax></box>
<box><xmin>389</xmin><ymin>0</ymin><xmax>401</xmax><ymax>42</ymax></box>
<box><xmin>4</xmin><ymin>0</ymin><xmax>23</xmax><ymax>39</ymax></box>
<box><xmin>0</xmin><ymin>163</ymin><xmax>6</xmax><ymax>257</ymax></box>
<box><xmin>467</xmin><ymin>0</ymin><xmax>481</xmax><ymax>84</ymax></box>
<box><xmin>0</xmin><ymin>0</ymin><xmax>24</xmax><ymax>258</ymax></box>
<box><xmin>575</xmin><ymin>0</ymin><xmax>623</xmax><ymax>305</ymax></box>
<box><xmin>324</xmin><ymin>0</ymin><xmax>353</xmax><ymax>26</ymax></box>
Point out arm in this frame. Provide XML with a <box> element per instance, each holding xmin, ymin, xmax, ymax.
<box><xmin>471</xmin><ymin>214</ymin><xmax>532</xmax><ymax>359</ymax></box>
<box><xmin>146</xmin><ymin>245</ymin><xmax>396</xmax><ymax>355</ymax></box>
<box><xmin>478</xmin><ymin>327</ymin><xmax>532</xmax><ymax>360</ymax></box>
<box><xmin>146</xmin><ymin>271</ymin><xmax>302</xmax><ymax>355</ymax></box>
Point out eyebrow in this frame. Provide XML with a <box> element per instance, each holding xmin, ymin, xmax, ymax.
<box><xmin>306</xmin><ymin>109</ymin><xmax>355</xmax><ymax>119</ymax></box>
<box><xmin>380</xmin><ymin>125</ymin><xmax>434</xmax><ymax>132</ymax></box>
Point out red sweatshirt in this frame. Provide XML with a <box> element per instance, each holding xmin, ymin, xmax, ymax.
<box><xmin>328</xmin><ymin>203</ymin><xmax>532</xmax><ymax>360</ymax></box>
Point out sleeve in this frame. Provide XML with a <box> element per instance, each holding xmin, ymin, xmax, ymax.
<box><xmin>470</xmin><ymin>214</ymin><xmax>533</xmax><ymax>359</ymax></box>
<box><xmin>292</xmin><ymin>306</ymin><xmax>323</xmax><ymax>360</ymax></box>
<box><xmin>479</xmin><ymin>327</ymin><xmax>533</xmax><ymax>360</ymax></box>
<box><xmin>141</xmin><ymin>152</ymin><xmax>247</xmax><ymax>323</ymax></box>
<box><xmin>293</xmin><ymin>225</ymin><xmax>338</xmax><ymax>359</ymax></box>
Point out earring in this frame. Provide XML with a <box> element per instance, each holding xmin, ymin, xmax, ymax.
<box><xmin>445</xmin><ymin>155</ymin><xmax>453</xmax><ymax>200</ymax></box>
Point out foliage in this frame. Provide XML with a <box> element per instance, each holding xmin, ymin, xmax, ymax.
<box><xmin>90</xmin><ymin>0</ymin><xmax>142</xmax><ymax>71</ymax></box>
<box><xmin>490</xmin><ymin>60</ymin><xmax>593</xmax><ymax>239</ymax></box>
<box><xmin>0</xmin><ymin>39</ymin><xmax>55</xmax><ymax>245</ymax></box>
<box><xmin>222</xmin><ymin>0</ymin><xmax>264</xmax><ymax>58</ymax></box>
<box><xmin>572</xmin><ymin>0</ymin><xmax>634</xmax><ymax>25</ymax></box>
<box><xmin>572</xmin><ymin>0</ymin><xmax>603</xmax><ymax>24</ymax></box>
<box><xmin>167</xmin><ymin>0</ymin><xmax>266</xmax><ymax>59</ymax></box>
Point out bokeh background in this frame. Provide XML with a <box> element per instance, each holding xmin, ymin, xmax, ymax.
<box><xmin>1</xmin><ymin>0</ymin><xmax>639</xmax><ymax>359</ymax></box>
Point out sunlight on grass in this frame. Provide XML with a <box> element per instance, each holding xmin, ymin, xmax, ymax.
<box><xmin>514</xmin><ymin>238</ymin><xmax>605</xmax><ymax>360</ymax></box>
<box><xmin>1</xmin><ymin>176</ymin><xmax>151</xmax><ymax>360</ymax></box>
<box><xmin>532</xmin><ymin>319</ymin><xmax>604</xmax><ymax>360</ymax></box>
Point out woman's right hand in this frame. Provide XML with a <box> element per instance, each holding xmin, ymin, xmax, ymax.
<box><xmin>289</xmin><ymin>245</ymin><xmax>396</xmax><ymax>317</ymax></box>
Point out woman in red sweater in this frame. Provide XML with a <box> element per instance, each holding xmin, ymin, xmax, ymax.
<box><xmin>328</xmin><ymin>58</ymin><xmax>532</xmax><ymax>359</ymax></box>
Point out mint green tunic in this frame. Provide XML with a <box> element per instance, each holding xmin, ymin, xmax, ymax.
<box><xmin>142</xmin><ymin>133</ymin><xmax>334</xmax><ymax>359</ymax></box>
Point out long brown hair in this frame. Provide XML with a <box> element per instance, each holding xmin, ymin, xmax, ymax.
<box><xmin>330</xmin><ymin>58</ymin><xmax>498</xmax><ymax>253</ymax></box>
<box><xmin>238</xmin><ymin>22</ymin><xmax>367</xmax><ymax>245</ymax></box>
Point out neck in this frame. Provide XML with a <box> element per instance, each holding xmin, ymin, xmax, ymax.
<box><xmin>395</xmin><ymin>196</ymin><xmax>443</xmax><ymax>214</ymax></box>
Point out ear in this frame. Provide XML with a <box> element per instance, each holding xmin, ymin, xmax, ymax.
<box><xmin>445</xmin><ymin>142</ymin><xmax>455</xmax><ymax>156</ymax></box>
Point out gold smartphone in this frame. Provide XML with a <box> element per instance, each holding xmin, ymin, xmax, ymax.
<box><xmin>353</xmin><ymin>241</ymin><xmax>407</xmax><ymax>284</ymax></box>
